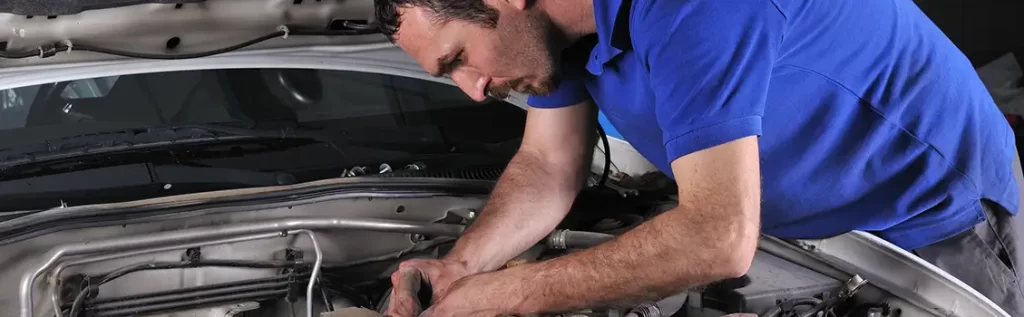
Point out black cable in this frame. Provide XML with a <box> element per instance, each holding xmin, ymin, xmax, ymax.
<box><xmin>797</xmin><ymin>298</ymin><xmax>836</xmax><ymax>317</ymax></box>
<box><xmin>0</xmin><ymin>49</ymin><xmax>37</xmax><ymax>59</ymax></box>
<box><xmin>319</xmin><ymin>277</ymin><xmax>335</xmax><ymax>312</ymax></box>
<box><xmin>762</xmin><ymin>297</ymin><xmax>822</xmax><ymax>317</ymax></box>
<box><xmin>67</xmin><ymin>271</ymin><xmax>312</xmax><ymax>316</ymax></box>
<box><xmin>93</xmin><ymin>289</ymin><xmax>287</xmax><ymax>317</ymax></box>
<box><xmin>341</xmin><ymin>21</ymin><xmax>378</xmax><ymax>31</ymax></box>
<box><xmin>88</xmin><ymin>280</ymin><xmax>291</xmax><ymax>310</ymax></box>
<box><xmin>67</xmin><ymin>287</ymin><xmax>90</xmax><ymax>317</ymax></box>
<box><xmin>595</xmin><ymin>124</ymin><xmax>612</xmax><ymax>187</ymax></box>
<box><xmin>97</xmin><ymin>259</ymin><xmax>306</xmax><ymax>284</ymax></box>
<box><xmin>332</xmin><ymin>237</ymin><xmax>455</xmax><ymax>267</ymax></box>
<box><xmin>75</xmin><ymin>31</ymin><xmax>286</xmax><ymax>60</ymax></box>
<box><xmin>0</xmin><ymin>27</ymin><xmax>379</xmax><ymax>60</ymax></box>
<box><xmin>87</xmin><ymin>273</ymin><xmax>308</xmax><ymax>306</ymax></box>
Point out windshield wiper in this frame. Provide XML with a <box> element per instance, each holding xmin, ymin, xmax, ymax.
<box><xmin>0</xmin><ymin>124</ymin><xmax>328</xmax><ymax>170</ymax></box>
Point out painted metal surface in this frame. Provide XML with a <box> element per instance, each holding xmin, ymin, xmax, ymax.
<box><xmin>0</xmin><ymin>31</ymin><xmax>1001</xmax><ymax>317</ymax></box>
<box><xmin>792</xmin><ymin>232</ymin><xmax>1010</xmax><ymax>317</ymax></box>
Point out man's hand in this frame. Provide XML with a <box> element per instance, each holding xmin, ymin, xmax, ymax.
<box><xmin>386</xmin><ymin>103</ymin><xmax>595</xmax><ymax>317</ymax></box>
<box><xmin>414</xmin><ymin>136</ymin><xmax>761</xmax><ymax>316</ymax></box>
<box><xmin>402</xmin><ymin>268</ymin><xmax>761</xmax><ymax>317</ymax></box>
<box><xmin>385</xmin><ymin>259</ymin><xmax>471</xmax><ymax>317</ymax></box>
<box><xmin>418</xmin><ymin>271</ymin><xmax>520</xmax><ymax>317</ymax></box>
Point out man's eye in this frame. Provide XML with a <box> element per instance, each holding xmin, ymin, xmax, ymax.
<box><xmin>451</xmin><ymin>52</ymin><xmax>465</xmax><ymax>68</ymax></box>
<box><xmin>436</xmin><ymin>51</ymin><xmax>464</xmax><ymax>76</ymax></box>
<box><xmin>449</xmin><ymin>59</ymin><xmax>463</xmax><ymax>71</ymax></box>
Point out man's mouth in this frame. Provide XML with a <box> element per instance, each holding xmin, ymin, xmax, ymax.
<box><xmin>485</xmin><ymin>79</ymin><xmax>521</xmax><ymax>99</ymax></box>
<box><xmin>486</xmin><ymin>89</ymin><xmax>511</xmax><ymax>100</ymax></box>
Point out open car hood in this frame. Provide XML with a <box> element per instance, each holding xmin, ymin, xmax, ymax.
<box><xmin>0</xmin><ymin>0</ymin><xmax>386</xmax><ymax>68</ymax></box>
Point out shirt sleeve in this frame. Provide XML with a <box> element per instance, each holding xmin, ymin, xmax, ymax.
<box><xmin>634</xmin><ymin>0</ymin><xmax>785</xmax><ymax>164</ymax></box>
<box><xmin>526</xmin><ymin>62</ymin><xmax>590</xmax><ymax>108</ymax></box>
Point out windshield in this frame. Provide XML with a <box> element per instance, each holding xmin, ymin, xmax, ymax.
<box><xmin>0</xmin><ymin>68</ymin><xmax>525</xmax><ymax>211</ymax></box>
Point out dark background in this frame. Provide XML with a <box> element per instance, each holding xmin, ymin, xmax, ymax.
<box><xmin>915</xmin><ymin>0</ymin><xmax>1023</xmax><ymax>67</ymax></box>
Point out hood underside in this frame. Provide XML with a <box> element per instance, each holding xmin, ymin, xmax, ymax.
<box><xmin>0</xmin><ymin>0</ymin><xmax>386</xmax><ymax>67</ymax></box>
<box><xmin>2</xmin><ymin>0</ymin><xmax>207</xmax><ymax>15</ymax></box>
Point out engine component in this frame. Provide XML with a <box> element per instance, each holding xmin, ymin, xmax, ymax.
<box><xmin>87</xmin><ymin>276</ymin><xmax>294</xmax><ymax>311</ymax></box>
<box><xmin>545</xmin><ymin>230</ymin><xmax>615</xmax><ymax>250</ymax></box>
<box><xmin>59</xmin><ymin>247</ymin><xmax>320</xmax><ymax>317</ymax></box>
<box><xmin>405</xmin><ymin>162</ymin><xmax>427</xmax><ymax>171</ymax></box>
<box><xmin>20</xmin><ymin>218</ymin><xmax>464</xmax><ymax>317</ymax></box>
<box><xmin>625</xmin><ymin>303</ymin><xmax>661</xmax><ymax>317</ymax></box>
<box><xmin>55</xmin><ymin>229</ymin><xmax>321</xmax><ymax>317</ymax></box>
<box><xmin>109</xmin><ymin>301</ymin><xmax>263</xmax><ymax>317</ymax></box>
<box><xmin>761</xmin><ymin>298</ymin><xmax>823</xmax><ymax>317</ymax></box>
<box><xmin>324</xmin><ymin>307</ymin><xmax>391</xmax><ymax>317</ymax></box>
<box><xmin>23</xmin><ymin>216</ymin><xmax>627</xmax><ymax>317</ymax></box>
<box><xmin>343</xmin><ymin>166</ymin><xmax>368</xmax><ymax>177</ymax></box>
<box><xmin>693</xmin><ymin>251</ymin><xmax>842</xmax><ymax>314</ymax></box>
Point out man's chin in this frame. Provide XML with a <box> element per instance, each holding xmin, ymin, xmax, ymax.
<box><xmin>516</xmin><ymin>81</ymin><xmax>557</xmax><ymax>96</ymax></box>
<box><xmin>515</xmin><ymin>88</ymin><xmax>550</xmax><ymax>96</ymax></box>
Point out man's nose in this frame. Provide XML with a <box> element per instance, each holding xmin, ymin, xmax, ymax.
<box><xmin>450</xmin><ymin>69</ymin><xmax>489</xmax><ymax>102</ymax></box>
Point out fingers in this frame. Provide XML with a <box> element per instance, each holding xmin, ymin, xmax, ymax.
<box><xmin>398</xmin><ymin>268</ymin><xmax>424</xmax><ymax>293</ymax></box>
<box><xmin>387</xmin><ymin>259</ymin><xmax>473</xmax><ymax>317</ymax></box>
<box><xmin>397</xmin><ymin>268</ymin><xmax>425</xmax><ymax>313</ymax></box>
<box><xmin>388</xmin><ymin>261</ymin><xmax>431</xmax><ymax>317</ymax></box>
<box><xmin>396</xmin><ymin>260</ymin><xmax>434</xmax><ymax>294</ymax></box>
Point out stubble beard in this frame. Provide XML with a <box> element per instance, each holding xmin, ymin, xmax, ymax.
<box><xmin>484</xmin><ymin>74</ymin><xmax>557</xmax><ymax>99</ymax></box>
<box><xmin>484</xmin><ymin>12</ymin><xmax>560</xmax><ymax>99</ymax></box>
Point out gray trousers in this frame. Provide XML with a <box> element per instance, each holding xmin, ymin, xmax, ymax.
<box><xmin>913</xmin><ymin>152</ymin><xmax>1024</xmax><ymax>316</ymax></box>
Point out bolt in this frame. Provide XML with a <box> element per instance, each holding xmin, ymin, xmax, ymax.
<box><xmin>795</xmin><ymin>241</ymin><xmax>817</xmax><ymax>251</ymax></box>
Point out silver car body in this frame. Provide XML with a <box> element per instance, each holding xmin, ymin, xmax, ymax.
<box><xmin>0</xmin><ymin>1</ymin><xmax>1009</xmax><ymax>316</ymax></box>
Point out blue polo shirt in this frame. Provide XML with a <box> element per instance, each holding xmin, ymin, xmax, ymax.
<box><xmin>528</xmin><ymin>0</ymin><xmax>1019</xmax><ymax>250</ymax></box>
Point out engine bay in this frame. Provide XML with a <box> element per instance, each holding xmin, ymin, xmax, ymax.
<box><xmin>1</xmin><ymin>181</ymin><xmax>902</xmax><ymax>317</ymax></box>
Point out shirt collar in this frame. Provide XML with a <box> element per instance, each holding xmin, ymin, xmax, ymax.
<box><xmin>585</xmin><ymin>0</ymin><xmax>633</xmax><ymax>75</ymax></box>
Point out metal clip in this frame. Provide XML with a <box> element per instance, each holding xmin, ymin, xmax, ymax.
<box><xmin>61</xmin><ymin>40</ymin><xmax>73</xmax><ymax>54</ymax></box>
<box><xmin>278</xmin><ymin>25</ymin><xmax>290</xmax><ymax>39</ymax></box>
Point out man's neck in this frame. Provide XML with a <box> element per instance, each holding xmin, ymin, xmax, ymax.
<box><xmin>538</xmin><ymin>0</ymin><xmax>597</xmax><ymax>43</ymax></box>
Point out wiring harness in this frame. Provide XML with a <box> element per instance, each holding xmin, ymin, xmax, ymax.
<box><xmin>62</xmin><ymin>247</ymin><xmax>316</xmax><ymax>317</ymax></box>
<box><xmin>0</xmin><ymin>25</ymin><xmax>379</xmax><ymax>60</ymax></box>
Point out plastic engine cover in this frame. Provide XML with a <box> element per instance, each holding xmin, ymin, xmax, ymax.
<box><xmin>693</xmin><ymin>251</ymin><xmax>842</xmax><ymax>314</ymax></box>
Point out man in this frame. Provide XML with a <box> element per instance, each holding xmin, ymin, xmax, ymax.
<box><xmin>373</xmin><ymin>0</ymin><xmax>1024</xmax><ymax>315</ymax></box>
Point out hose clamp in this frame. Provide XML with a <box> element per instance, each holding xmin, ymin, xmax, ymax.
<box><xmin>549</xmin><ymin>230</ymin><xmax>568</xmax><ymax>250</ymax></box>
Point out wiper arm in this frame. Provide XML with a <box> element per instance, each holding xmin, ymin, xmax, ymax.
<box><xmin>0</xmin><ymin>124</ymin><xmax>327</xmax><ymax>169</ymax></box>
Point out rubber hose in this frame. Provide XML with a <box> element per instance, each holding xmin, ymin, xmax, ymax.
<box><xmin>546</xmin><ymin>230</ymin><xmax>615</xmax><ymax>250</ymax></box>
<box><xmin>797</xmin><ymin>299</ymin><xmax>833</xmax><ymax>317</ymax></box>
<box><xmin>761</xmin><ymin>298</ymin><xmax>822</xmax><ymax>317</ymax></box>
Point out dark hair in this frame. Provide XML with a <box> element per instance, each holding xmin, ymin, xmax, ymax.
<box><xmin>374</xmin><ymin>0</ymin><xmax>500</xmax><ymax>41</ymax></box>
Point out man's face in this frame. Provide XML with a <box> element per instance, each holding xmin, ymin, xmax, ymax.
<box><xmin>393</xmin><ymin>1</ymin><xmax>561</xmax><ymax>101</ymax></box>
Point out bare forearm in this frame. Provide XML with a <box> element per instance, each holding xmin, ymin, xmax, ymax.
<box><xmin>446</xmin><ymin>149</ymin><xmax>589</xmax><ymax>273</ymax></box>
<box><xmin>504</xmin><ymin>203</ymin><xmax>759</xmax><ymax>314</ymax></box>
<box><xmin>498</xmin><ymin>137</ymin><xmax>763</xmax><ymax>313</ymax></box>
